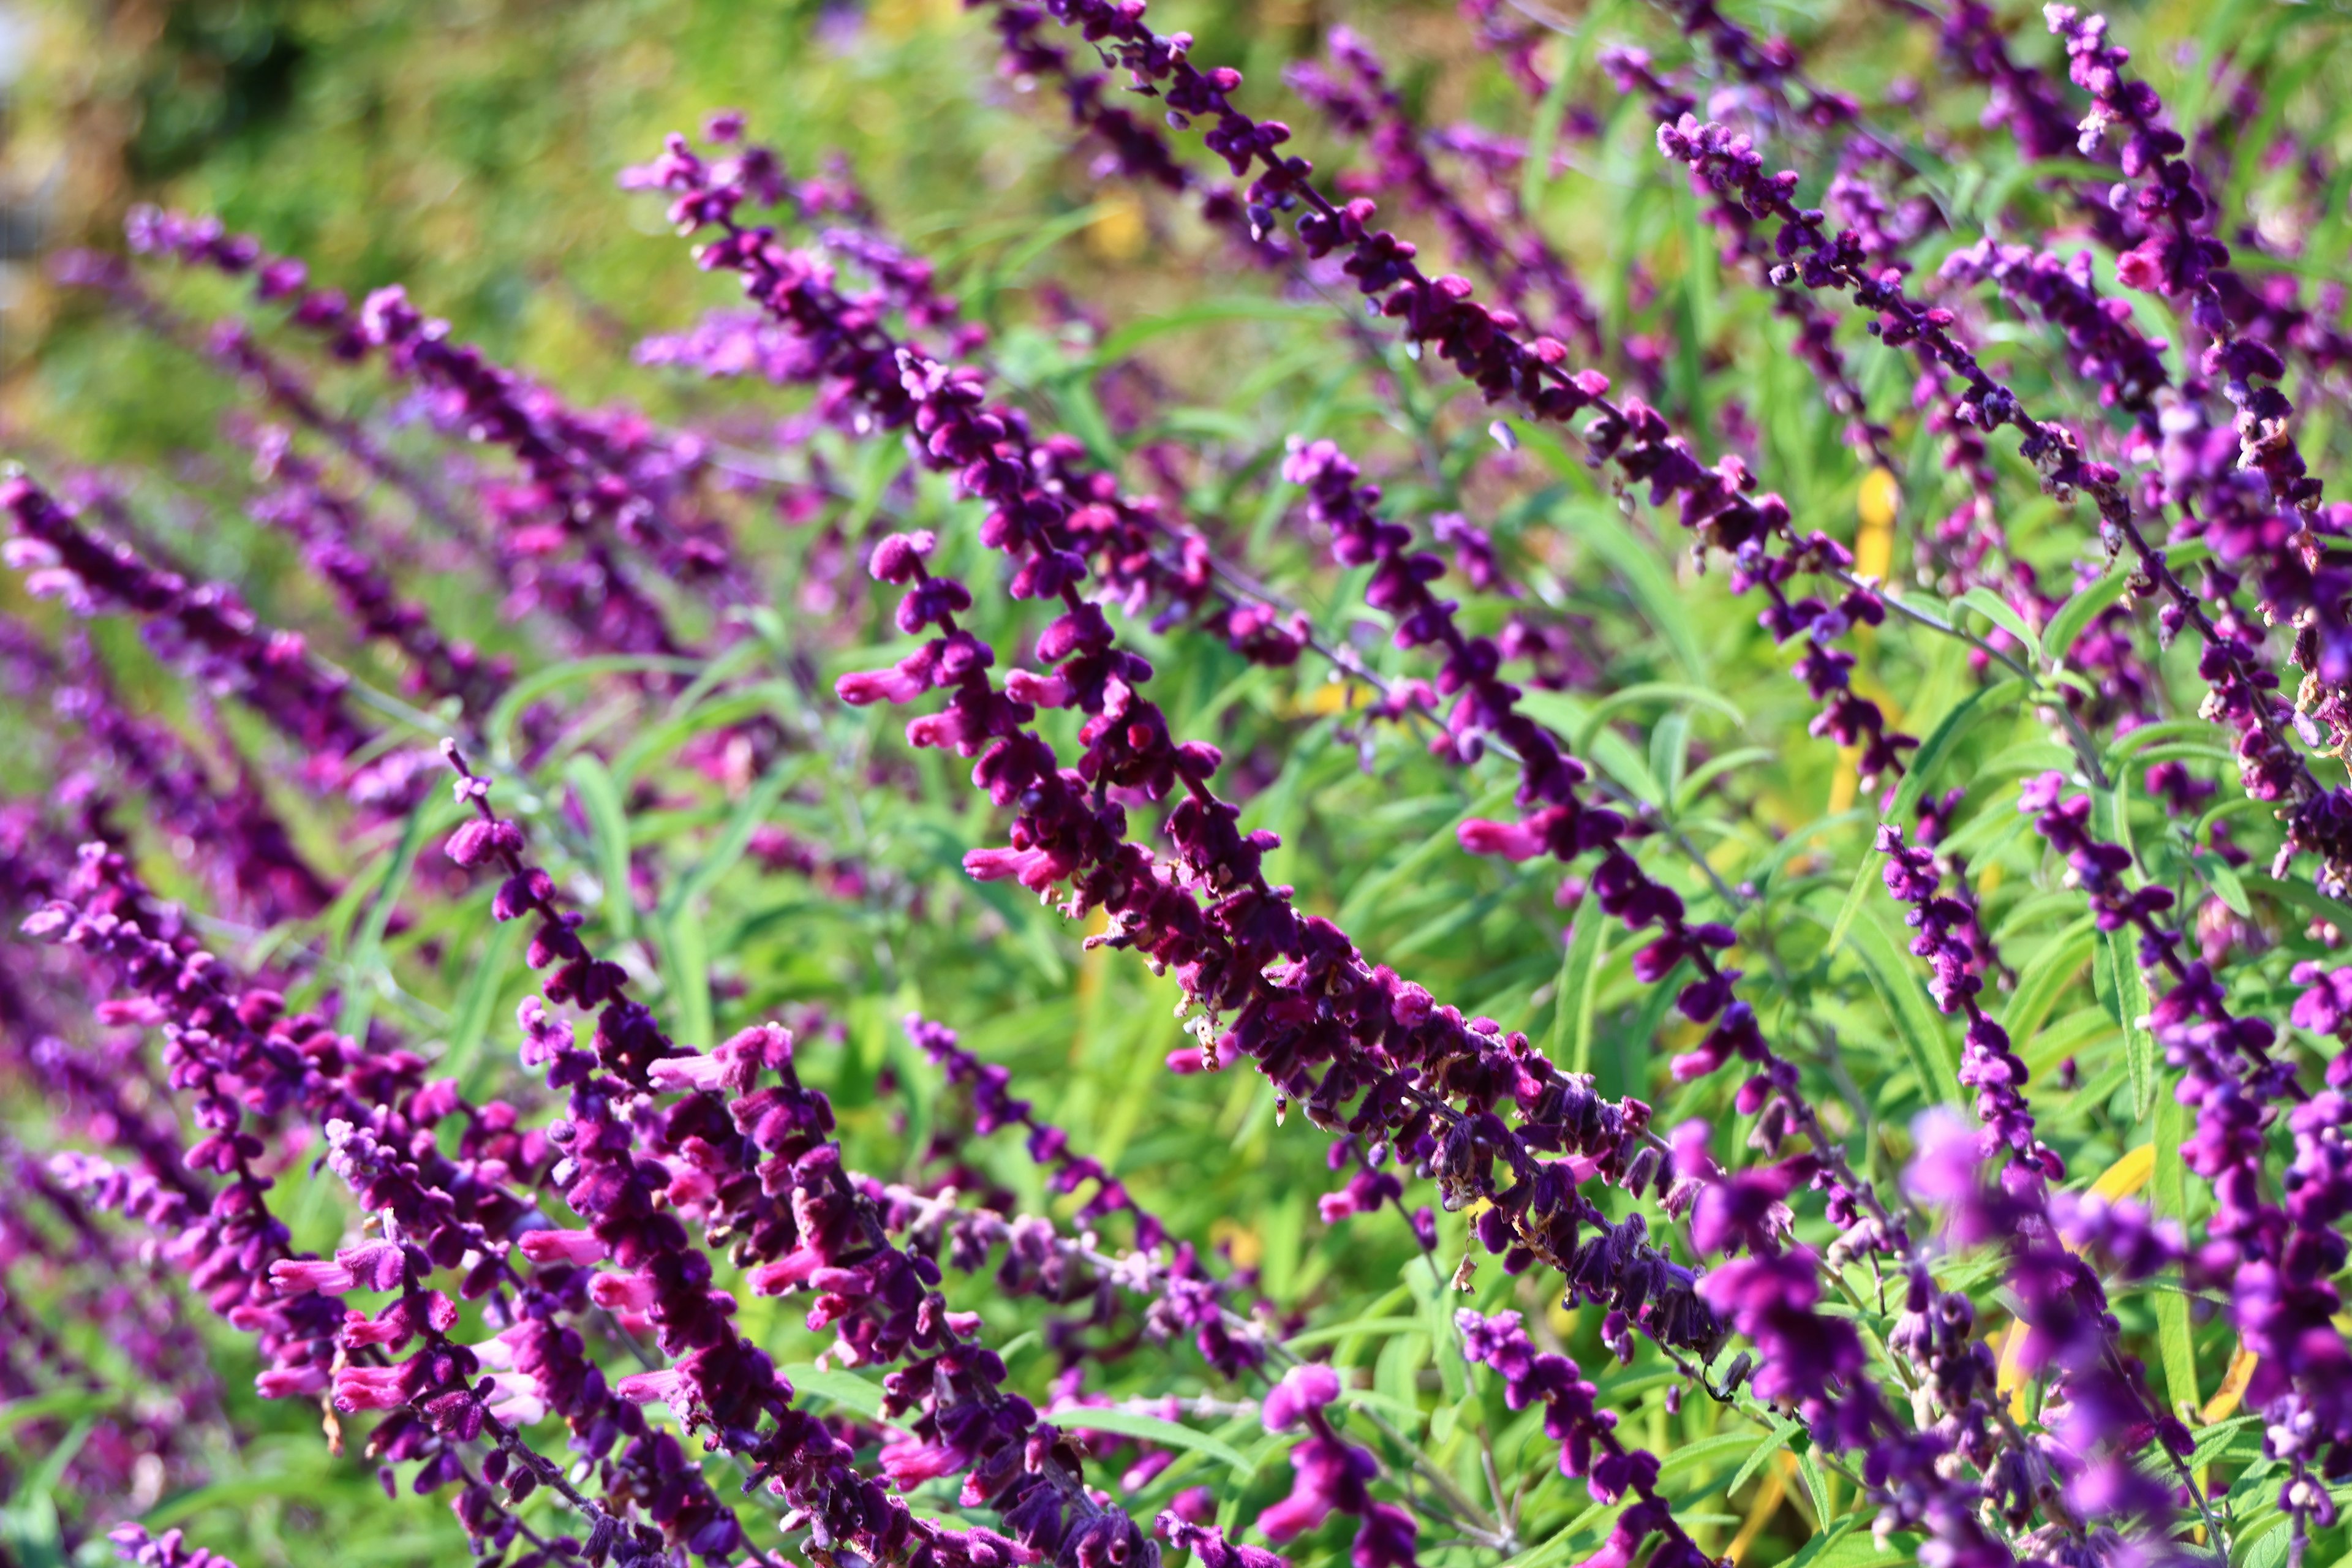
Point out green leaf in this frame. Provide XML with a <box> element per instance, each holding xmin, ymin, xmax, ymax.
<box><xmin>2102</xmin><ymin>924</ymin><xmax>2157</xmax><ymax>1121</ymax></box>
<box><xmin>1826</xmin><ymin>677</ymin><xmax>2022</xmax><ymax>960</ymax></box>
<box><xmin>0</xmin><ymin>1390</ymin><xmax>112</xmax><ymax>1435</ymax></box>
<box><xmin>2249</xmin><ymin>872</ymin><xmax>2352</xmax><ymax>925</ymax></box>
<box><xmin>1725</xmin><ymin>1416</ymin><xmax>1803</xmax><ymax>1497</ymax></box>
<box><xmin>565</xmin><ymin>753</ymin><xmax>636</xmax><ymax>942</ymax></box>
<box><xmin>663</xmin><ymin>900</ymin><xmax>713</xmax><ymax>1052</ymax></box>
<box><xmin>1335</xmin><ymin>780</ymin><xmax>1516</xmax><ymax>933</ymax></box>
<box><xmin>1403</xmin><ymin>1253</ymin><xmax>1467</xmax><ymax>1401</ymax></box>
<box><xmin>1654</xmin><ymin>1430</ymin><xmax>1763</xmax><ymax>1481</ymax></box>
<box><xmin>1779</xmin><ymin>1518</ymin><xmax>1861</xmax><ymax>1568</ymax></box>
<box><xmin>1519</xmin><ymin>40</ymin><xmax>1578</xmax><ymax>218</ymax></box>
<box><xmin>2238</xmin><ymin>1510</ymin><xmax>2293</xmax><ymax>1568</ymax></box>
<box><xmin>2043</xmin><ymin>570</ymin><xmax>2131</xmax><ymax>668</ymax></box>
<box><xmin>2151</xmin><ymin>1084</ymin><xmax>2198</xmax><ymax>1420</ymax></box>
<box><xmin>1045</xmin><ymin>1406</ymin><xmax>1256</xmax><ymax>1476</ymax></box>
<box><xmin>1333</xmin><ymin>1386</ymin><xmax>1427</xmax><ymax>1425</ymax></box>
<box><xmin>1551</xmin><ymin>910</ymin><xmax>1609</xmax><ymax>1077</ymax></box>
<box><xmin>2089</xmin><ymin>782</ymin><xmax>2158</xmax><ymax>1120</ymax></box>
<box><xmin>781</xmin><ymin>1362</ymin><xmax>887</xmax><ymax>1420</ymax></box>
<box><xmin>447</xmin><ymin>917</ymin><xmax>522</xmax><ymax>1096</ymax></box>
<box><xmin>1283</xmin><ymin>1317</ymin><xmax>1426</xmax><ymax>1349</ymax></box>
<box><xmin>485</xmin><ymin>654</ymin><xmax>705</xmax><ymax>762</ymax></box>
<box><xmin>1884</xmin><ymin>677</ymin><xmax>2026</xmax><ymax>828</ymax></box>
<box><xmin>1551</xmin><ymin>502</ymin><xmax>1708</xmax><ymax>679</ymax></box>
<box><xmin>1821</xmin><ymin>853</ymin><xmax>1879</xmax><ymax>962</ymax></box>
<box><xmin>612</xmin><ymin>686</ymin><xmax>790</xmax><ymax>788</ymax></box>
<box><xmin>1794</xmin><ymin>1445</ymin><xmax>1834</xmax><ymax>1526</ymax></box>
<box><xmin>1845</xmin><ymin>902</ymin><xmax>1964</xmax><ymax>1107</ymax></box>
<box><xmin>2000</xmin><ymin>916</ymin><xmax>2097</xmax><ymax>1051</ymax></box>
<box><xmin>0</xmin><ymin>1416</ymin><xmax>90</xmax><ymax>1568</ymax></box>
<box><xmin>1675</xmin><ymin>747</ymin><xmax>1776</xmax><ymax>810</ymax></box>
<box><xmin>1938</xmin><ymin>801</ymin><xmax>2030</xmax><ymax>862</ymax></box>
<box><xmin>2195</xmin><ymin>853</ymin><xmax>2253</xmax><ymax>919</ymax></box>
<box><xmin>2188</xmin><ymin>1414</ymin><xmax>2261</xmax><ymax>1470</ymax></box>
<box><xmin>1569</xmin><ymin>682</ymin><xmax>1746</xmax><ymax>746</ymax></box>
<box><xmin>1809</xmin><ymin>1536</ymin><xmax>1917</xmax><ymax>1568</ymax></box>
<box><xmin>2102</xmin><ymin>718</ymin><xmax>2219</xmax><ymax>765</ymax></box>
<box><xmin>1094</xmin><ymin>298</ymin><xmax>1317</xmax><ymax>363</ymax></box>
<box><xmin>337</xmin><ymin>793</ymin><xmax>437</xmax><ymax>1043</ymax></box>
<box><xmin>1956</xmin><ymin>587</ymin><xmax>2041</xmax><ymax>665</ymax></box>
<box><xmin>662</xmin><ymin>764</ymin><xmax>801</xmax><ymax>923</ymax></box>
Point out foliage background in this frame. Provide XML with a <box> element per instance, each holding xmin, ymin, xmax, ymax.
<box><xmin>4</xmin><ymin>1</ymin><xmax>2352</xmax><ymax>1566</ymax></box>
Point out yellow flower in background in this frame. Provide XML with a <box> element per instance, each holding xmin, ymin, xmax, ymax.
<box><xmin>1855</xmin><ymin>467</ymin><xmax>1899</xmax><ymax>582</ymax></box>
<box><xmin>1086</xmin><ymin>192</ymin><xmax>1148</xmax><ymax>262</ymax></box>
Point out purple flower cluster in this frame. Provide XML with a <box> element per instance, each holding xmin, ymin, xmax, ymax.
<box><xmin>1286</xmin><ymin>28</ymin><xmax>1601</xmax><ymax>353</ymax></box>
<box><xmin>4</xmin><ymin>474</ymin><xmax>375</xmax><ymax>794</ymax></box>
<box><xmin>2021</xmin><ymin>771</ymin><xmax>2352</xmax><ymax>1532</ymax></box>
<box><xmin>1654</xmin><ymin>108</ymin><xmax>2352</xmax><ymax>897</ymax></box>
<box><xmin>439</xmin><ymin>744</ymin><xmax>1158</xmax><ymax>1568</ymax></box>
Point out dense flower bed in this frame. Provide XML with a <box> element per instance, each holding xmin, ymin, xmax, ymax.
<box><xmin>8</xmin><ymin>2</ymin><xmax>2352</xmax><ymax>1566</ymax></box>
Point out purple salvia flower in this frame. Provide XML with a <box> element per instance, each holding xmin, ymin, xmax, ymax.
<box><xmin>2</xmin><ymin>472</ymin><xmax>378</xmax><ymax>796</ymax></box>
<box><xmin>2021</xmin><ymin>771</ymin><xmax>2352</xmax><ymax>1515</ymax></box>
<box><xmin>1286</xmin><ymin>28</ymin><xmax>1601</xmax><ymax>353</ymax></box>
<box><xmin>243</xmin><ymin>428</ymin><xmax>513</xmax><ymax>722</ymax></box>
<box><xmin>907</xmin><ymin>1012</ymin><xmax>1167</xmax><ymax>1250</ymax></box>
<box><xmin>442</xmin><ymin>743</ymin><xmax>1152</xmax><ymax>1568</ymax></box>
<box><xmin>1653</xmin><ymin>113</ymin><xmax>2352</xmax><ymax>894</ymax></box>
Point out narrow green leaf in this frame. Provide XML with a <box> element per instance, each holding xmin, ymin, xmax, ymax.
<box><xmin>1552</xmin><ymin>911</ymin><xmax>1609</xmax><ymax>1077</ymax></box>
<box><xmin>1847</xmin><ymin>902</ymin><xmax>1964</xmax><ymax>1107</ymax></box>
<box><xmin>447</xmin><ymin>918</ymin><xmax>522</xmax><ymax>1096</ymax></box>
<box><xmin>2043</xmin><ymin>570</ymin><xmax>2131</xmax><ymax>668</ymax></box>
<box><xmin>1282</xmin><ymin>1317</ymin><xmax>1425</xmax><ymax>1349</ymax></box>
<box><xmin>1569</xmin><ymin>682</ymin><xmax>1746</xmax><ymax>745</ymax></box>
<box><xmin>2102</xmin><ymin>925</ymin><xmax>2157</xmax><ymax>1121</ymax></box>
<box><xmin>1403</xmin><ymin>1253</ymin><xmax>1467</xmax><ymax>1401</ymax></box>
<box><xmin>1335</xmin><ymin>780</ymin><xmax>1515</xmax><ymax>933</ymax></box>
<box><xmin>2250</xmin><ymin>872</ymin><xmax>2352</xmax><ymax>925</ymax></box>
<box><xmin>337</xmin><ymin>794</ymin><xmax>436</xmax><ymax>1043</ymax></box>
<box><xmin>1794</xmin><ymin>1446</ymin><xmax>1833</xmax><ymax>1525</ymax></box>
<box><xmin>2000</xmin><ymin>916</ymin><xmax>2097</xmax><ymax>1050</ymax></box>
<box><xmin>565</xmin><ymin>753</ymin><xmax>635</xmax><ymax>941</ymax></box>
<box><xmin>2041</xmin><ymin>581</ymin><xmax>2135</xmax><ymax>672</ymax></box>
<box><xmin>2239</xmin><ymin>1512</ymin><xmax>2293</xmax><ymax>1568</ymax></box>
<box><xmin>0</xmin><ymin>1390</ymin><xmax>113</xmax><ymax>1434</ymax></box>
<box><xmin>612</xmin><ymin>686</ymin><xmax>790</xmax><ymax>788</ymax></box>
<box><xmin>665</xmin><ymin>901</ymin><xmax>713</xmax><ymax>1052</ymax></box>
<box><xmin>1519</xmin><ymin>43</ymin><xmax>1578</xmax><ymax>218</ymax></box>
<box><xmin>781</xmin><ymin>1362</ymin><xmax>886</xmax><ymax>1419</ymax></box>
<box><xmin>1956</xmin><ymin>587</ymin><xmax>2041</xmax><ymax>665</ymax></box>
<box><xmin>665</xmin><ymin>764</ymin><xmax>801</xmax><ymax>922</ymax></box>
<box><xmin>1822</xmin><ymin>853</ymin><xmax>1879</xmax><ymax>962</ymax></box>
<box><xmin>1655</xmin><ymin>1430</ymin><xmax>1763</xmax><ymax>1481</ymax></box>
<box><xmin>1884</xmin><ymin>678</ymin><xmax>2025</xmax><ymax>828</ymax></box>
<box><xmin>1094</xmin><ymin>298</ymin><xmax>1317</xmax><ymax>363</ymax></box>
<box><xmin>1779</xmin><ymin>1519</ymin><xmax>1860</xmax><ymax>1568</ymax></box>
<box><xmin>1725</xmin><ymin>1417</ymin><xmax>1803</xmax><ymax>1498</ymax></box>
<box><xmin>2195</xmin><ymin>853</ymin><xmax>2253</xmax><ymax>919</ymax></box>
<box><xmin>1676</xmin><ymin>746</ymin><xmax>1776</xmax><ymax>810</ymax></box>
<box><xmin>486</xmin><ymin>654</ymin><xmax>704</xmax><ymax>762</ymax></box>
<box><xmin>1551</xmin><ymin>502</ymin><xmax>1708</xmax><ymax>679</ymax></box>
<box><xmin>1827</xmin><ymin>679</ymin><xmax>2022</xmax><ymax>960</ymax></box>
<box><xmin>2151</xmin><ymin>1082</ymin><xmax>2198</xmax><ymax>1420</ymax></box>
<box><xmin>2187</xmin><ymin>1414</ymin><xmax>2260</xmax><ymax>1470</ymax></box>
<box><xmin>1045</xmin><ymin>1406</ymin><xmax>1256</xmax><ymax>1476</ymax></box>
<box><xmin>1938</xmin><ymin>801</ymin><xmax>2030</xmax><ymax>862</ymax></box>
<box><xmin>2091</xmin><ymin>781</ymin><xmax>2158</xmax><ymax>1120</ymax></box>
